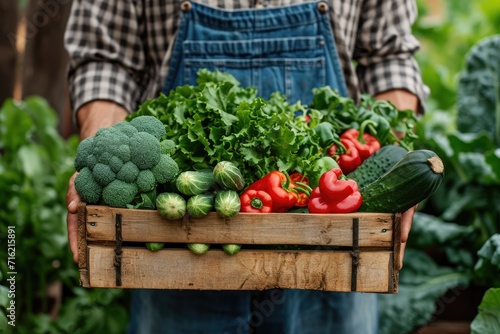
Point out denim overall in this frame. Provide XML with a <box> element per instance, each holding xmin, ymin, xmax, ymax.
<box><xmin>128</xmin><ymin>2</ymin><xmax>378</xmax><ymax>333</ymax></box>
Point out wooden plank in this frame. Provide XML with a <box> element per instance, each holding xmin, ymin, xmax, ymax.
<box><xmin>84</xmin><ymin>205</ymin><xmax>396</xmax><ymax>247</ymax></box>
<box><xmin>77</xmin><ymin>202</ymin><xmax>89</xmax><ymax>287</ymax></box>
<box><xmin>87</xmin><ymin>245</ymin><xmax>395</xmax><ymax>293</ymax></box>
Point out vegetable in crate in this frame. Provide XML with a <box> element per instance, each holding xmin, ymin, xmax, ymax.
<box><xmin>176</xmin><ymin>170</ymin><xmax>216</xmax><ymax>196</ymax></box>
<box><xmin>223</xmin><ymin>244</ymin><xmax>241</xmax><ymax>255</ymax></box>
<box><xmin>289</xmin><ymin>172</ymin><xmax>311</xmax><ymax>207</ymax></box>
<box><xmin>73</xmin><ymin>116</ymin><xmax>179</xmax><ymax>207</ymax></box>
<box><xmin>214</xmin><ymin>190</ymin><xmax>241</xmax><ymax>218</ymax></box>
<box><xmin>240</xmin><ymin>190</ymin><xmax>273</xmax><ymax>213</ymax></box>
<box><xmin>156</xmin><ymin>192</ymin><xmax>187</xmax><ymax>220</ymax></box>
<box><xmin>359</xmin><ymin>150</ymin><xmax>445</xmax><ymax>213</ymax></box>
<box><xmin>187</xmin><ymin>243</ymin><xmax>210</xmax><ymax>255</ymax></box>
<box><xmin>146</xmin><ymin>242</ymin><xmax>165</xmax><ymax>252</ymax></box>
<box><xmin>340</xmin><ymin>128</ymin><xmax>381</xmax><ymax>161</ymax></box>
<box><xmin>213</xmin><ymin>161</ymin><xmax>245</xmax><ymax>191</ymax></box>
<box><xmin>187</xmin><ymin>194</ymin><xmax>214</xmax><ymax>217</ymax></box>
<box><xmin>307</xmin><ymin>156</ymin><xmax>340</xmax><ymax>188</ymax></box>
<box><xmin>244</xmin><ymin>170</ymin><xmax>310</xmax><ymax>213</ymax></box>
<box><xmin>347</xmin><ymin>145</ymin><xmax>407</xmax><ymax>189</ymax></box>
<box><xmin>308</xmin><ymin>168</ymin><xmax>362</xmax><ymax>214</ymax></box>
<box><xmin>327</xmin><ymin>138</ymin><xmax>362</xmax><ymax>174</ymax></box>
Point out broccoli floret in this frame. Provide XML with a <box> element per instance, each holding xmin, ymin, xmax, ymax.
<box><xmin>113</xmin><ymin>121</ymin><xmax>138</xmax><ymax>137</ymax></box>
<box><xmin>109</xmin><ymin>156</ymin><xmax>124</xmax><ymax>174</ymax></box>
<box><xmin>74</xmin><ymin>137</ymin><xmax>95</xmax><ymax>171</ymax></box>
<box><xmin>160</xmin><ymin>139</ymin><xmax>177</xmax><ymax>156</ymax></box>
<box><xmin>102</xmin><ymin>180</ymin><xmax>138</xmax><ymax>208</ymax></box>
<box><xmin>74</xmin><ymin>167</ymin><xmax>102</xmax><ymax>203</ymax></box>
<box><xmin>151</xmin><ymin>154</ymin><xmax>179</xmax><ymax>183</ymax></box>
<box><xmin>92</xmin><ymin>163</ymin><xmax>116</xmax><ymax>186</ymax></box>
<box><xmin>129</xmin><ymin>115</ymin><xmax>166</xmax><ymax>140</ymax></box>
<box><xmin>117</xmin><ymin>161</ymin><xmax>140</xmax><ymax>183</ymax></box>
<box><xmin>136</xmin><ymin>170</ymin><xmax>156</xmax><ymax>192</ymax></box>
<box><xmin>129</xmin><ymin>132</ymin><xmax>161</xmax><ymax>170</ymax></box>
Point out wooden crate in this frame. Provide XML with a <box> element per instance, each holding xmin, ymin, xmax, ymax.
<box><xmin>78</xmin><ymin>203</ymin><xmax>401</xmax><ymax>293</ymax></box>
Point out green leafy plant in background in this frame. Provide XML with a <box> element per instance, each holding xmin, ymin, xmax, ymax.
<box><xmin>0</xmin><ymin>97</ymin><xmax>129</xmax><ymax>333</ymax></box>
<box><xmin>378</xmin><ymin>1</ymin><xmax>500</xmax><ymax>333</ymax></box>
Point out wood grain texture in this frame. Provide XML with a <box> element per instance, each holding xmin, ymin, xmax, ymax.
<box><xmin>78</xmin><ymin>204</ymin><xmax>401</xmax><ymax>292</ymax></box>
<box><xmin>87</xmin><ymin>245</ymin><xmax>395</xmax><ymax>292</ymax></box>
<box><xmin>77</xmin><ymin>202</ymin><xmax>89</xmax><ymax>287</ymax></box>
<box><xmin>83</xmin><ymin>205</ymin><xmax>396</xmax><ymax>247</ymax></box>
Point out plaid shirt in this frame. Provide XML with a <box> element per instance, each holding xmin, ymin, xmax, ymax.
<box><xmin>65</xmin><ymin>0</ymin><xmax>428</xmax><ymax>116</ymax></box>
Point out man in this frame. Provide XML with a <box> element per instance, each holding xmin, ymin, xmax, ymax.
<box><xmin>65</xmin><ymin>1</ymin><xmax>427</xmax><ymax>333</ymax></box>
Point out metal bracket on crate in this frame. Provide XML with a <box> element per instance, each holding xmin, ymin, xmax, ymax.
<box><xmin>350</xmin><ymin>217</ymin><xmax>360</xmax><ymax>292</ymax></box>
<box><xmin>114</xmin><ymin>213</ymin><xmax>123</xmax><ymax>286</ymax></box>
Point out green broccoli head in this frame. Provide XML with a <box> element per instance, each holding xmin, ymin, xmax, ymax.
<box><xmin>74</xmin><ymin>167</ymin><xmax>102</xmax><ymax>203</ymax></box>
<box><xmin>102</xmin><ymin>179</ymin><xmax>138</xmax><ymax>208</ymax></box>
<box><xmin>73</xmin><ymin>116</ymin><xmax>178</xmax><ymax>208</ymax></box>
<box><xmin>129</xmin><ymin>132</ymin><xmax>161</xmax><ymax>170</ymax></box>
<box><xmin>129</xmin><ymin>115</ymin><xmax>166</xmax><ymax>140</ymax></box>
<box><xmin>151</xmin><ymin>154</ymin><xmax>179</xmax><ymax>183</ymax></box>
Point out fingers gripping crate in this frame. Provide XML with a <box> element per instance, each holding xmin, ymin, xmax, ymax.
<box><xmin>78</xmin><ymin>203</ymin><xmax>401</xmax><ymax>293</ymax></box>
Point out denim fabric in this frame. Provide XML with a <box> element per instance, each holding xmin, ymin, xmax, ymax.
<box><xmin>127</xmin><ymin>289</ymin><xmax>378</xmax><ymax>334</ymax></box>
<box><xmin>129</xmin><ymin>2</ymin><xmax>378</xmax><ymax>333</ymax></box>
<box><xmin>162</xmin><ymin>1</ymin><xmax>348</xmax><ymax>104</ymax></box>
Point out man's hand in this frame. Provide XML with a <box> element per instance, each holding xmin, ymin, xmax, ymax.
<box><xmin>67</xmin><ymin>101</ymin><xmax>128</xmax><ymax>263</ymax></box>
<box><xmin>375</xmin><ymin>89</ymin><xmax>419</xmax><ymax>268</ymax></box>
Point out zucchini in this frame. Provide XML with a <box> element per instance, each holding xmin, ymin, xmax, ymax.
<box><xmin>213</xmin><ymin>161</ymin><xmax>245</xmax><ymax>191</ymax></box>
<box><xmin>348</xmin><ymin>145</ymin><xmax>408</xmax><ymax>189</ymax></box>
<box><xmin>359</xmin><ymin>149</ymin><xmax>445</xmax><ymax>213</ymax></box>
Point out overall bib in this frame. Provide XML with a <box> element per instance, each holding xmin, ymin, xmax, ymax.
<box><xmin>128</xmin><ymin>2</ymin><xmax>378</xmax><ymax>333</ymax></box>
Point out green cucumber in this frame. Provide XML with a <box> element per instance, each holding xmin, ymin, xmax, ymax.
<box><xmin>359</xmin><ymin>149</ymin><xmax>445</xmax><ymax>213</ymax></box>
<box><xmin>214</xmin><ymin>190</ymin><xmax>241</xmax><ymax>218</ymax></box>
<box><xmin>213</xmin><ymin>161</ymin><xmax>245</xmax><ymax>191</ymax></box>
<box><xmin>187</xmin><ymin>194</ymin><xmax>214</xmax><ymax>217</ymax></box>
<box><xmin>348</xmin><ymin>145</ymin><xmax>408</xmax><ymax>189</ymax></box>
<box><xmin>176</xmin><ymin>170</ymin><xmax>216</xmax><ymax>195</ymax></box>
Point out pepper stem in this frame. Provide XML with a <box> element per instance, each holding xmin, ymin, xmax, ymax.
<box><xmin>358</xmin><ymin>119</ymin><xmax>378</xmax><ymax>142</ymax></box>
<box><xmin>250</xmin><ymin>197</ymin><xmax>264</xmax><ymax>210</ymax></box>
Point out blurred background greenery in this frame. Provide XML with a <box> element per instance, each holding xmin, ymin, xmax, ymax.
<box><xmin>0</xmin><ymin>0</ymin><xmax>499</xmax><ymax>333</ymax></box>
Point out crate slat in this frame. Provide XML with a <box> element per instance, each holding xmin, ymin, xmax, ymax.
<box><xmin>85</xmin><ymin>245</ymin><xmax>396</xmax><ymax>293</ymax></box>
<box><xmin>84</xmin><ymin>205</ymin><xmax>395</xmax><ymax>247</ymax></box>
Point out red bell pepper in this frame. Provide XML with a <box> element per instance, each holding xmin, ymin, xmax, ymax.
<box><xmin>240</xmin><ymin>190</ymin><xmax>273</xmax><ymax>213</ymax></box>
<box><xmin>245</xmin><ymin>171</ymin><xmax>299</xmax><ymax>213</ymax></box>
<box><xmin>327</xmin><ymin>138</ymin><xmax>362</xmax><ymax>174</ymax></box>
<box><xmin>308</xmin><ymin>168</ymin><xmax>362</xmax><ymax>214</ymax></box>
<box><xmin>341</xmin><ymin>128</ymin><xmax>381</xmax><ymax>161</ymax></box>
